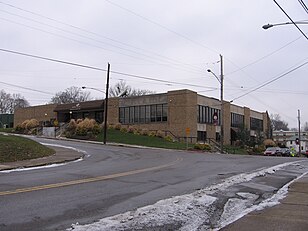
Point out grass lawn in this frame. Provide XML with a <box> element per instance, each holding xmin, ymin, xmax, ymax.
<box><xmin>0</xmin><ymin>134</ymin><xmax>55</xmax><ymax>162</ymax></box>
<box><xmin>97</xmin><ymin>129</ymin><xmax>194</xmax><ymax>150</ymax></box>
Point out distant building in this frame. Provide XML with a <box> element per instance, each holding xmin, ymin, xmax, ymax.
<box><xmin>273</xmin><ymin>130</ymin><xmax>307</xmax><ymax>152</ymax></box>
<box><xmin>0</xmin><ymin>114</ymin><xmax>14</xmax><ymax>128</ymax></box>
<box><xmin>14</xmin><ymin>89</ymin><xmax>271</xmax><ymax>144</ymax></box>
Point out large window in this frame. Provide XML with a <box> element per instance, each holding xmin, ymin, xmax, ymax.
<box><xmin>119</xmin><ymin>103</ymin><xmax>168</xmax><ymax>124</ymax></box>
<box><xmin>250</xmin><ymin>117</ymin><xmax>263</xmax><ymax>131</ymax></box>
<box><xmin>231</xmin><ymin>113</ymin><xmax>244</xmax><ymax>128</ymax></box>
<box><xmin>198</xmin><ymin>105</ymin><xmax>221</xmax><ymax>125</ymax></box>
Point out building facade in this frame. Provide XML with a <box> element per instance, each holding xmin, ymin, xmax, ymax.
<box><xmin>273</xmin><ymin>130</ymin><xmax>307</xmax><ymax>152</ymax></box>
<box><xmin>14</xmin><ymin>89</ymin><xmax>271</xmax><ymax>145</ymax></box>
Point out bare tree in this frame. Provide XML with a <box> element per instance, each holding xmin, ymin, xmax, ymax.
<box><xmin>0</xmin><ymin>90</ymin><xmax>29</xmax><ymax>113</ymax></box>
<box><xmin>51</xmin><ymin>86</ymin><xmax>92</xmax><ymax>104</ymax></box>
<box><xmin>270</xmin><ymin>114</ymin><xmax>289</xmax><ymax>131</ymax></box>
<box><xmin>109</xmin><ymin>80</ymin><xmax>155</xmax><ymax>97</ymax></box>
<box><xmin>302</xmin><ymin>122</ymin><xmax>308</xmax><ymax>132</ymax></box>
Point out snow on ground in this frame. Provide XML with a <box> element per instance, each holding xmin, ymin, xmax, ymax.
<box><xmin>68</xmin><ymin>160</ymin><xmax>307</xmax><ymax>231</ymax></box>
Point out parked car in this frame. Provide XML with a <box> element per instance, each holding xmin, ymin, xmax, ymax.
<box><xmin>305</xmin><ymin>150</ymin><xmax>308</xmax><ymax>158</ymax></box>
<box><xmin>263</xmin><ymin>147</ymin><xmax>282</xmax><ymax>156</ymax></box>
<box><xmin>280</xmin><ymin>148</ymin><xmax>290</xmax><ymax>157</ymax></box>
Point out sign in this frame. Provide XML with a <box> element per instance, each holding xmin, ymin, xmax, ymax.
<box><xmin>185</xmin><ymin>127</ymin><xmax>190</xmax><ymax>136</ymax></box>
<box><xmin>213</xmin><ymin>112</ymin><xmax>218</xmax><ymax>125</ymax></box>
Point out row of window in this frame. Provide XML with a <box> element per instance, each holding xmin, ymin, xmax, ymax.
<box><xmin>198</xmin><ymin>105</ymin><xmax>221</xmax><ymax>125</ymax></box>
<box><xmin>119</xmin><ymin>104</ymin><xmax>168</xmax><ymax>124</ymax></box>
<box><xmin>197</xmin><ymin>106</ymin><xmax>263</xmax><ymax>131</ymax></box>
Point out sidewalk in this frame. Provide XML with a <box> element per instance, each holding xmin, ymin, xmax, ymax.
<box><xmin>0</xmin><ymin>146</ymin><xmax>84</xmax><ymax>171</ymax></box>
<box><xmin>222</xmin><ymin>175</ymin><xmax>308</xmax><ymax>231</ymax></box>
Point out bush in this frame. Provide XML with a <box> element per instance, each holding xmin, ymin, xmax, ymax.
<box><xmin>114</xmin><ymin>123</ymin><xmax>122</xmax><ymax>130</ymax></box>
<box><xmin>264</xmin><ymin>139</ymin><xmax>275</xmax><ymax>148</ymax></box>
<box><xmin>164</xmin><ymin>135</ymin><xmax>173</xmax><ymax>142</ymax></box>
<box><xmin>149</xmin><ymin>131</ymin><xmax>156</xmax><ymax>137</ymax></box>
<box><xmin>120</xmin><ymin>127</ymin><xmax>128</xmax><ymax>133</ymax></box>
<box><xmin>194</xmin><ymin>143</ymin><xmax>212</xmax><ymax>151</ymax></box>
<box><xmin>127</xmin><ymin>126</ymin><xmax>136</xmax><ymax>133</ymax></box>
<box><xmin>140</xmin><ymin>129</ymin><xmax>149</xmax><ymax>136</ymax></box>
<box><xmin>156</xmin><ymin>130</ymin><xmax>165</xmax><ymax>138</ymax></box>
<box><xmin>26</xmin><ymin>119</ymin><xmax>39</xmax><ymax>130</ymax></box>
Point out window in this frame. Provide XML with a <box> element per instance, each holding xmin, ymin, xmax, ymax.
<box><xmin>197</xmin><ymin>105</ymin><xmax>221</xmax><ymax>125</ymax></box>
<box><xmin>231</xmin><ymin>113</ymin><xmax>244</xmax><ymax>128</ymax></box>
<box><xmin>162</xmin><ymin>104</ymin><xmax>168</xmax><ymax>121</ymax></box>
<box><xmin>95</xmin><ymin>111</ymin><xmax>103</xmax><ymax>123</ymax></box>
<box><xmin>119</xmin><ymin>104</ymin><xmax>167</xmax><ymax>124</ymax></box>
<box><xmin>150</xmin><ymin>105</ymin><xmax>156</xmax><ymax>122</ymax></box>
<box><xmin>250</xmin><ymin>117</ymin><xmax>263</xmax><ymax>131</ymax></box>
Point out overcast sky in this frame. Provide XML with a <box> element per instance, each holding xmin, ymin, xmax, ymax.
<box><xmin>0</xmin><ymin>0</ymin><xmax>307</xmax><ymax>128</ymax></box>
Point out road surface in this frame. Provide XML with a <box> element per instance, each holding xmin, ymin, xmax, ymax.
<box><xmin>1</xmin><ymin>137</ymin><xmax>307</xmax><ymax>230</ymax></box>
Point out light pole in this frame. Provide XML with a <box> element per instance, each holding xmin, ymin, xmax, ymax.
<box><xmin>207</xmin><ymin>54</ymin><xmax>224</xmax><ymax>154</ymax></box>
<box><xmin>262</xmin><ymin>21</ymin><xmax>308</xmax><ymax>30</ymax></box>
<box><xmin>81</xmin><ymin>86</ymin><xmax>105</xmax><ymax>94</ymax></box>
<box><xmin>82</xmin><ymin>76</ymin><xmax>110</xmax><ymax>145</ymax></box>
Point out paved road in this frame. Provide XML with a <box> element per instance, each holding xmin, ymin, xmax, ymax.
<box><xmin>0</xmin><ymin>137</ymin><xmax>306</xmax><ymax>230</ymax></box>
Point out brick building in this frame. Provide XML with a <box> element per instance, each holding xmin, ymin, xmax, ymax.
<box><xmin>14</xmin><ymin>89</ymin><xmax>271</xmax><ymax>144</ymax></box>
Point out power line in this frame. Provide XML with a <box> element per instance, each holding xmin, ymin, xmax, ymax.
<box><xmin>298</xmin><ymin>0</ymin><xmax>308</xmax><ymax>14</ymax></box>
<box><xmin>227</xmin><ymin>36</ymin><xmax>302</xmax><ymax>75</ymax></box>
<box><xmin>0</xmin><ymin>48</ymin><xmax>218</xmax><ymax>90</ymax></box>
<box><xmin>273</xmin><ymin>0</ymin><xmax>308</xmax><ymax>40</ymax></box>
<box><xmin>0</xmin><ymin>2</ymin><xmax>206</xmax><ymax>75</ymax></box>
<box><xmin>231</xmin><ymin>59</ymin><xmax>308</xmax><ymax>102</ymax></box>
<box><xmin>104</xmin><ymin>0</ymin><xmax>219</xmax><ymax>55</ymax></box>
<box><xmin>0</xmin><ymin>81</ymin><xmax>54</xmax><ymax>95</ymax></box>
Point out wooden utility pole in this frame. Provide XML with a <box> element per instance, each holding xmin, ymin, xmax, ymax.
<box><xmin>220</xmin><ymin>54</ymin><xmax>224</xmax><ymax>154</ymax></box>
<box><xmin>103</xmin><ymin>63</ymin><xmax>110</xmax><ymax>145</ymax></box>
<box><xmin>298</xmin><ymin>109</ymin><xmax>301</xmax><ymax>156</ymax></box>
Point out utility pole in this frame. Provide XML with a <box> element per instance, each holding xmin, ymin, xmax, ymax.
<box><xmin>220</xmin><ymin>54</ymin><xmax>224</xmax><ymax>154</ymax></box>
<box><xmin>103</xmin><ymin>63</ymin><xmax>110</xmax><ymax>145</ymax></box>
<box><xmin>298</xmin><ymin>109</ymin><xmax>301</xmax><ymax>156</ymax></box>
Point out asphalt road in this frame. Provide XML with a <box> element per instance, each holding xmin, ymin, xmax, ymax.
<box><xmin>0</xmin><ymin>138</ymin><xmax>306</xmax><ymax>230</ymax></box>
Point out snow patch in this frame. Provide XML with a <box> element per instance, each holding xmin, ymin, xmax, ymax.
<box><xmin>68</xmin><ymin>161</ymin><xmax>305</xmax><ymax>231</ymax></box>
<box><xmin>68</xmin><ymin>193</ymin><xmax>216</xmax><ymax>231</ymax></box>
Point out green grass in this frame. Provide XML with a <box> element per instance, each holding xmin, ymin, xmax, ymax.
<box><xmin>97</xmin><ymin>129</ymin><xmax>194</xmax><ymax>150</ymax></box>
<box><xmin>224</xmin><ymin>145</ymin><xmax>249</xmax><ymax>155</ymax></box>
<box><xmin>0</xmin><ymin>134</ymin><xmax>55</xmax><ymax>162</ymax></box>
<box><xmin>0</xmin><ymin>128</ymin><xmax>14</xmax><ymax>133</ymax></box>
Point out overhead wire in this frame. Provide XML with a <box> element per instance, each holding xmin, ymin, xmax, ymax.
<box><xmin>231</xmin><ymin>59</ymin><xmax>308</xmax><ymax>102</ymax></box>
<box><xmin>298</xmin><ymin>0</ymin><xmax>308</xmax><ymax>14</ymax></box>
<box><xmin>0</xmin><ymin>48</ymin><xmax>218</xmax><ymax>90</ymax></box>
<box><xmin>273</xmin><ymin>0</ymin><xmax>308</xmax><ymax>40</ymax></box>
<box><xmin>0</xmin><ymin>2</ymin><xmax>206</xmax><ymax>75</ymax></box>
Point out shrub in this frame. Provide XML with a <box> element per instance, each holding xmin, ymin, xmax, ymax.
<box><xmin>92</xmin><ymin>124</ymin><xmax>101</xmax><ymax>135</ymax></box>
<box><xmin>164</xmin><ymin>135</ymin><xmax>173</xmax><ymax>142</ymax></box>
<box><xmin>149</xmin><ymin>131</ymin><xmax>156</xmax><ymax>137</ymax></box>
<box><xmin>114</xmin><ymin>123</ymin><xmax>122</xmax><ymax>130</ymax></box>
<box><xmin>76</xmin><ymin>119</ymin><xmax>83</xmax><ymax>124</ymax></box>
<box><xmin>140</xmin><ymin>129</ymin><xmax>149</xmax><ymax>136</ymax></box>
<box><xmin>194</xmin><ymin>143</ymin><xmax>211</xmax><ymax>151</ymax></box>
<box><xmin>263</xmin><ymin>139</ymin><xmax>275</xmax><ymax>148</ymax></box>
<box><xmin>21</xmin><ymin>120</ymin><xmax>30</xmax><ymax>129</ymax></box>
<box><xmin>156</xmin><ymin>130</ymin><xmax>165</xmax><ymax>138</ymax></box>
<box><xmin>127</xmin><ymin>126</ymin><xmax>136</xmax><ymax>134</ymax></box>
<box><xmin>120</xmin><ymin>127</ymin><xmax>128</xmax><ymax>133</ymax></box>
<box><xmin>26</xmin><ymin>119</ymin><xmax>39</xmax><ymax>130</ymax></box>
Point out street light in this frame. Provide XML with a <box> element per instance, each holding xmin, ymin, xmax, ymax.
<box><xmin>262</xmin><ymin>21</ymin><xmax>308</xmax><ymax>30</ymax></box>
<box><xmin>81</xmin><ymin>81</ymin><xmax>109</xmax><ymax>145</ymax></box>
<box><xmin>81</xmin><ymin>86</ymin><xmax>105</xmax><ymax>94</ymax></box>
<box><xmin>207</xmin><ymin>54</ymin><xmax>224</xmax><ymax>154</ymax></box>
